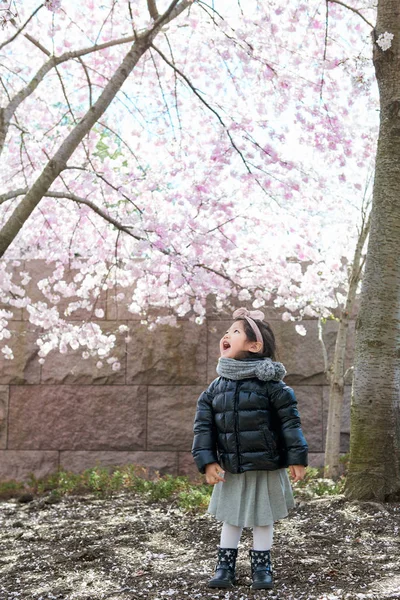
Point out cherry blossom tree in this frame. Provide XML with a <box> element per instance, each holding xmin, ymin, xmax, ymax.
<box><xmin>0</xmin><ymin>0</ymin><xmax>377</xmax><ymax>371</ymax></box>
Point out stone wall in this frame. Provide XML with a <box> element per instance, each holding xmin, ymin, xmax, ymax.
<box><xmin>0</xmin><ymin>263</ymin><xmax>354</xmax><ymax>481</ymax></box>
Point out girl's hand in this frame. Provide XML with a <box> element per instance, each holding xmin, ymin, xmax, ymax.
<box><xmin>289</xmin><ymin>465</ymin><xmax>306</xmax><ymax>483</ymax></box>
<box><xmin>205</xmin><ymin>463</ymin><xmax>225</xmax><ymax>485</ymax></box>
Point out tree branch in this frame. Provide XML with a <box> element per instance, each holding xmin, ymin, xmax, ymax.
<box><xmin>344</xmin><ymin>365</ymin><xmax>354</xmax><ymax>382</ymax></box>
<box><xmin>44</xmin><ymin>191</ymin><xmax>145</xmax><ymax>241</ymax></box>
<box><xmin>147</xmin><ymin>0</ymin><xmax>159</xmax><ymax>20</ymax></box>
<box><xmin>327</xmin><ymin>0</ymin><xmax>374</xmax><ymax>29</ymax></box>
<box><xmin>21</xmin><ymin>31</ymin><xmax>51</xmax><ymax>56</ymax></box>
<box><xmin>0</xmin><ymin>187</ymin><xmax>28</xmax><ymax>205</ymax></box>
<box><xmin>55</xmin><ymin>65</ymin><xmax>77</xmax><ymax>123</ymax></box>
<box><xmin>149</xmin><ymin>48</ymin><xmax>176</xmax><ymax>135</ymax></box>
<box><xmin>0</xmin><ymin>1</ymin><xmax>191</xmax><ymax>157</ymax></box>
<box><xmin>163</xmin><ymin>33</ymin><xmax>183</xmax><ymax>133</ymax></box>
<box><xmin>97</xmin><ymin>121</ymin><xmax>145</xmax><ymax>171</ymax></box>
<box><xmin>151</xmin><ymin>42</ymin><xmax>254</xmax><ymax>174</ymax></box>
<box><xmin>0</xmin><ymin>0</ymin><xmax>193</xmax><ymax>258</ymax></box>
<box><xmin>77</xmin><ymin>57</ymin><xmax>93</xmax><ymax>107</ymax></box>
<box><xmin>318</xmin><ymin>316</ymin><xmax>330</xmax><ymax>377</ymax></box>
<box><xmin>0</xmin><ymin>4</ymin><xmax>44</xmax><ymax>52</ymax></box>
<box><xmin>320</xmin><ymin>1</ymin><xmax>329</xmax><ymax>101</ymax></box>
<box><xmin>193</xmin><ymin>263</ymin><xmax>237</xmax><ymax>285</ymax></box>
<box><xmin>65</xmin><ymin>165</ymin><xmax>144</xmax><ymax>214</ymax></box>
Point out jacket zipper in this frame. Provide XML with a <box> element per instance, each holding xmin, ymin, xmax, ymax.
<box><xmin>234</xmin><ymin>381</ymin><xmax>242</xmax><ymax>472</ymax></box>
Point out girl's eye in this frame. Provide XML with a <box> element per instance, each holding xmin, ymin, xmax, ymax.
<box><xmin>234</xmin><ymin>329</ymin><xmax>240</xmax><ymax>333</ymax></box>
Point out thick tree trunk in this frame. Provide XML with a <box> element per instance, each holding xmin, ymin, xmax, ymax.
<box><xmin>345</xmin><ymin>0</ymin><xmax>400</xmax><ymax>500</ymax></box>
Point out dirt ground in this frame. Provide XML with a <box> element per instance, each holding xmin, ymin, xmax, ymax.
<box><xmin>1</xmin><ymin>491</ymin><xmax>400</xmax><ymax>600</ymax></box>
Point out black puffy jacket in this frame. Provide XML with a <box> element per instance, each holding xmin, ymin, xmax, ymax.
<box><xmin>192</xmin><ymin>376</ymin><xmax>308</xmax><ymax>474</ymax></box>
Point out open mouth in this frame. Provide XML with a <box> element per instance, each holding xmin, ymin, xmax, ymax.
<box><xmin>222</xmin><ymin>341</ymin><xmax>231</xmax><ymax>350</ymax></box>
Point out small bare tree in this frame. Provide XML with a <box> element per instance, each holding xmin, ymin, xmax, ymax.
<box><xmin>320</xmin><ymin>201</ymin><xmax>371</xmax><ymax>479</ymax></box>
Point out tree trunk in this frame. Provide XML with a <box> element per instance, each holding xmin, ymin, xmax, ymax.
<box><xmin>345</xmin><ymin>0</ymin><xmax>400</xmax><ymax>500</ymax></box>
<box><xmin>324</xmin><ymin>214</ymin><xmax>370</xmax><ymax>479</ymax></box>
<box><xmin>324</xmin><ymin>313</ymin><xmax>348</xmax><ymax>479</ymax></box>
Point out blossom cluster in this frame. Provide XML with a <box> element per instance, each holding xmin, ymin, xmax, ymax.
<box><xmin>376</xmin><ymin>32</ymin><xmax>394</xmax><ymax>52</ymax></box>
<box><xmin>0</xmin><ymin>0</ymin><xmax>377</xmax><ymax>360</ymax></box>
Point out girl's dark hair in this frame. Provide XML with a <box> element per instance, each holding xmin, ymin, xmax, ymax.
<box><xmin>234</xmin><ymin>318</ymin><xmax>277</xmax><ymax>360</ymax></box>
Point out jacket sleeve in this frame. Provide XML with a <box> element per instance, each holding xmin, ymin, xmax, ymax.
<box><xmin>270</xmin><ymin>384</ymin><xmax>308</xmax><ymax>466</ymax></box>
<box><xmin>192</xmin><ymin>379</ymin><xmax>219</xmax><ymax>474</ymax></box>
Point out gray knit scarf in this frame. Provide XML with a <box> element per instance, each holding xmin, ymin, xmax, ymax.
<box><xmin>216</xmin><ymin>357</ymin><xmax>286</xmax><ymax>381</ymax></box>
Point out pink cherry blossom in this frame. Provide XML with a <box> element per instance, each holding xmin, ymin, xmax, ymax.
<box><xmin>0</xmin><ymin>0</ymin><xmax>377</xmax><ymax>360</ymax></box>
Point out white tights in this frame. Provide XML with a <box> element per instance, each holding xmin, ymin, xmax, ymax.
<box><xmin>220</xmin><ymin>521</ymin><xmax>274</xmax><ymax>551</ymax></box>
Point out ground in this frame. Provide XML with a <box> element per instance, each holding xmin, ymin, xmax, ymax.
<box><xmin>1</xmin><ymin>491</ymin><xmax>400</xmax><ymax>600</ymax></box>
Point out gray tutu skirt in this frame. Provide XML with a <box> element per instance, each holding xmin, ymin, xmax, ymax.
<box><xmin>207</xmin><ymin>468</ymin><xmax>295</xmax><ymax>528</ymax></box>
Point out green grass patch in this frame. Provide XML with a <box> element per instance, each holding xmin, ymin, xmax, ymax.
<box><xmin>293</xmin><ymin>465</ymin><xmax>346</xmax><ymax>498</ymax></box>
<box><xmin>0</xmin><ymin>464</ymin><xmax>212</xmax><ymax>512</ymax></box>
<box><xmin>0</xmin><ymin>463</ymin><xmax>345</xmax><ymax>508</ymax></box>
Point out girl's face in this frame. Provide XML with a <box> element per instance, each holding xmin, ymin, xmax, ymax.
<box><xmin>219</xmin><ymin>320</ymin><xmax>261</xmax><ymax>360</ymax></box>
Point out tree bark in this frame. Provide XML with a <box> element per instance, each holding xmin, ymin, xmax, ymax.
<box><xmin>345</xmin><ymin>0</ymin><xmax>400</xmax><ymax>500</ymax></box>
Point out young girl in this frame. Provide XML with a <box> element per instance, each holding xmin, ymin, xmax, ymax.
<box><xmin>192</xmin><ymin>307</ymin><xmax>308</xmax><ymax>590</ymax></box>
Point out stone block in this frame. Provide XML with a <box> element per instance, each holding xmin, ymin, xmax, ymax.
<box><xmin>0</xmin><ymin>450</ymin><xmax>59</xmax><ymax>482</ymax></box>
<box><xmin>8</xmin><ymin>385</ymin><xmax>147</xmax><ymax>451</ymax></box>
<box><xmin>307</xmin><ymin>452</ymin><xmax>325</xmax><ymax>468</ymax></box>
<box><xmin>322</xmin><ymin>385</ymin><xmax>351</xmax><ymax>434</ymax></box>
<box><xmin>40</xmin><ymin>321</ymin><xmax>127</xmax><ymax>385</ymax></box>
<box><xmin>206</xmin><ymin>319</ymin><xmax>233</xmax><ymax>382</ymax></box>
<box><xmin>322</xmin><ymin>385</ymin><xmax>351</xmax><ymax>453</ymax></box>
<box><xmin>107</xmin><ymin>281</ymin><xmax>188</xmax><ymax>321</ymax></box>
<box><xmin>0</xmin><ymin>386</ymin><xmax>9</xmax><ymax>449</ymax></box>
<box><xmin>340</xmin><ymin>432</ymin><xmax>350</xmax><ymax>454</ymax></box>
<box><xmin>306</xmin><ymin>452</ymin><xmax>348</xmax><ymax>470</ymax></box>
<box><xmin>0</xmin><ymin>305</ymin><xmax>22</xmax><ymax>321</ymax></box>
<box><xmin>60</xmin><ymin>450</ymin><xmax>178</xmax><ymax>477</ymax></box>
<box><xmin>273</xmin><ymin>320</ymin><xmax>326</xmax><ymax>385</ymax></box>
<box><xmin>147</xmin><ymin>385</ymin><xmax>204</xmax><ymax>451</ymax></box>
<box><xmin>0</xmin><ymin>322</ymin><xmax>41</xmax><ymax>384</ymax></box>
<box><xmin>207</xmin><ymin>317</ymin><xmax>355</xmax><ymax>385</ymax></box>
<box><xmin>274</xmin><ymin>320</ymin><xmax>354</xmax><ymax>385</ymax></box>
<box><xmin>178</xmin><ymin>452</ymin><xmax>203</xmax><ymax>482</ymax></box>
<box><xmin>21</xmin><ymin>259</ymin><xmax>107</xmax><ymax>322</ymax></box>
<box><xmin>207</xmin><ymin>318</ymin><xmax>333</xmax><ymax>383</ymax></box>
<box><xmin>126</xmin><ymin>322</ymin><xmax>207</xmax><ymax>385</ymax></box>
<box><xmin>106</xmin><ymin>282</ymin><xmax>141</xmax><ymax>321</ymax></box>
<box><xmin>294</xmin><ymin>386</ymin><xmax>324</xmax><ymax>452</ymax></box>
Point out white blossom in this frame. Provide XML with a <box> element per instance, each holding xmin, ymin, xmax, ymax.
<box><xmin>1</xmin><ymin>346</ymin><xmax>14</xmax><ymax>359</ymax></box>
<box><xmin>295</xmin><ymin>324</ymin><xmax>307</xmax><ymax>336</ymax></box>
<box><xmin>376</xmin><ymin>32</ymin><xmax>394</xmax><ymax>51</ymax></box>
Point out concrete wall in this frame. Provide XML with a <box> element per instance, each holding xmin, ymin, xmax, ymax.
<box><xmin>0</xmin><ymin>262</ymin><xmax>354</xmax><ymax>481</ymax></box>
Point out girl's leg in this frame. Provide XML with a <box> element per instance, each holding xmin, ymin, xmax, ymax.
<box><xmin>252</xmin><ymin>524</ymin><xmax>273</xmax><ymax>550</ymax></box>
<box><xmin>208</xmin><ymin>523</ymin><xmax>242</xmax><ymax>588</ymax></box>
<box><xmin>250</xmin><ymin>525</ymin><xmax>274</xmax><ymax>590</ymax></box>
<box><xmin>220</xmin><ymin>522</ymin><xmax>243</xmax><ymax>548</ymax></box>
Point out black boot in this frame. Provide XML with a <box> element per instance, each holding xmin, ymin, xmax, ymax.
<box><xmin>208</xmin><ymin>547</ymin><xmax>238</xmax><ymax>588</ymax></box>
<box><xmin>249</xmin><ymin>549</ymin><xmax>274</xmax><ymax>590</ymax></box>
